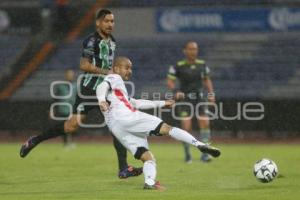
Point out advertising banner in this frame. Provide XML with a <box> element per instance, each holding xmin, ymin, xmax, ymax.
<box><xmin>156</xmin><ymin>7</ymin><xmax>300</xmax><ymax>32</ymax></box>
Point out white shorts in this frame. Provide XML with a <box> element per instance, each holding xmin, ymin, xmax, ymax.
<box><xmin>110</xmin><ymin>111</ymin><xmax>163</xmax><ymax>157</ymax></box>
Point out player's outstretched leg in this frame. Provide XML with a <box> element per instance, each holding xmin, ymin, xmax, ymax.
<box><xmin>169</xmin><ymin>127</ymin><xmax>220</xmax><ymax>158</ymax></box>
<box><xmin>197</xmin><ymin>144</ymin><xmax>220</xmax><ymax>158</ymax></box>
<box><xmin>20</xmin><ymin>114</ymin><xmax>84</xmax><ymax>158</ymax></box>
<box><xmin>20</xmin><ymin>121</ymin><xmax>143</xmax><ymax>180</ymax></box>
<box><xmin>20</xmin><ymin>122</ymin><xmax>66</xmax><ymax>158</ymax></box>
<box><xmin>159</xmin><ymin>124</ymin><xmax>221</xmax><ymax>158</ymax></box>
<box><xmin>20</xmin><ymin>136</ymin><xmax>38</xmax><ymax>158</ymax></box>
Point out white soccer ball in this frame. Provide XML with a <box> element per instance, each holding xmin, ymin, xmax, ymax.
<box><xmin>253</xmin><ymin>158</ymin><xmax>278</xmax><ymax>183</ymax></box>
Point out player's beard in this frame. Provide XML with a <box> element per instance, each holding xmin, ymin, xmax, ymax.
<box><xmin>104</xmin><ymin>27</ymin><xmax>113</xmax><ymax>35</ymax></box>
<box><xmin>98</xmin><ymin>27</ymin><xmax>112</xmax><ymax>38</ymax></box>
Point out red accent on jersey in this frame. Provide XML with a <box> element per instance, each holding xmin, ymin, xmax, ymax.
<box><xmin>114</xmin><ymin>89</ymin><xmax>136</xmax><ymax>112</ymax></box>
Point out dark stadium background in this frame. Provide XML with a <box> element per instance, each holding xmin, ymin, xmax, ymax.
<box><xmin>0</xmin><ymin>0</ymin><xmax>299</xmax><ymax>141</ymax></box>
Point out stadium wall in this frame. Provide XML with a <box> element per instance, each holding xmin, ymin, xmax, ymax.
<box><xmin>0</xmin><ymin>100</ymin><xmax>299</xmax><ymax>137</ymax></box>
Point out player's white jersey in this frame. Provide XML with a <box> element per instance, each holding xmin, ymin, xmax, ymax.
<box><xmin>100</xmin><ymin>74</ymin><xmax>136</xmax><ymax>126</ymax></box>
<box><xmin>96</xmin><ymin>73</ymin><xmax>165</xmax><ymax>155</ymax></box>
<box><xmin>97</xmin><ymin>73</ymin><xmax>165</xmax><ymax>128</ymax></box>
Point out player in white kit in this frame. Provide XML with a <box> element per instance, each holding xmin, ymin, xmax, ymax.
<box><xmin>97</xmin><ymin>57</ymin><xmax>221</xmax><ymax>190</ymax></box>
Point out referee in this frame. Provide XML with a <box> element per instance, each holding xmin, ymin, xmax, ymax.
<box><xmin>167</xmin><ymin>41</ymin><xmax>216</xmax><ymax>163</ymax></box>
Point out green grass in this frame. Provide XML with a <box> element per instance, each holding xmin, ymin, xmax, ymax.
<box><xmin>0</xmin><ymin>142</ymin><xmax>299</xmax><ymax>200</ymax></box>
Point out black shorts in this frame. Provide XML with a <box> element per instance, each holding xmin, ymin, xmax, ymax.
<box><xmin>72</xmin><ymin>84</ymin><xmax>99</xmax><ymax>115</ymax></box>
<box><xmin>176</xmin><ymin>94</ymin><xmax>208</xmax><ymax>118</ymax></box>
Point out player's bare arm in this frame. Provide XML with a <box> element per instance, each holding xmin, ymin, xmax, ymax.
<box><xmin>167</xmin><ymin>77</ymin><xmax>185</xmax><ymax>100</ymax></box>
<box><xmin>164</xmin><ymin>100</ymin><xmax>175</xmax><ymax>107</ymax></box>
<box><xmin>203</xmin><ymin>77</ymin><xmax>215</xmax><ymax>103</ymax></box>
<box><xmin>79</xmin><ymin>57</ymin><xmax>109</xmax><ymax>75</ymax></box>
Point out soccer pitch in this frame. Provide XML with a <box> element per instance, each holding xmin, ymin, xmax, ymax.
<box><xmin>0</xmin><ymin>143</ymin><xmax>299</xmax><ymax>200</ymax></box>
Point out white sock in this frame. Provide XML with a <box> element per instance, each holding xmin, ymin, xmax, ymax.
<box><xmin>169</xmin><ymin>127</ymin><xmax>206</xmax><ymax>147</ymax></box>
<box><xmin>143</xmin><ymin>160</ymin><xmax>156</xmax><ymax>186</ymax></box>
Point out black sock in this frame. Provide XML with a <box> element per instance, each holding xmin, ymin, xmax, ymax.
<box><xmin>183</xmin><ymin>142</ymin><xmax>191</xmax><ymax>160</ymax></box>
<box><xmin>112</xmin><ymin>135</ymin><xmax>128</xmax><ymax>171</ymax></box>
<box><xmin>32</xmin><ymin>122</ymin><xmax>66</xmax><ymax>144</ymax></box>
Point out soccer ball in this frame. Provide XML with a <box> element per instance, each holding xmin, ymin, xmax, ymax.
<box><xmin>253</xmin><ymin>158</ymin><xmax>278</xmax><ymax>183</ymax></box>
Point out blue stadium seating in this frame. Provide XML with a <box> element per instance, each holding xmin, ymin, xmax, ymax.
<box><xmin>110</xmin><ymin>0</ymin><xmax>290</xmax><ymax>7</ymax></box>
<box><xmin>0</xmin><ymin>35</ymin><xmax>29</xmax><ymax>79</ymax></box>
<box><xmin>13</xmin><ymin>33</ymin><xmax>300</xmax><ymax>100</ymax></box>
<box><xmin>42</xmin><ymin>40</ymin><xmax>82</xmax><ymax>70</ymax></box>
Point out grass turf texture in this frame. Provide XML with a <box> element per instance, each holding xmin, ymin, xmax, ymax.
<box><xmin>0</xmin><ymin>143</ymin><xmax>299</xmax><ymax>200</ymax></box>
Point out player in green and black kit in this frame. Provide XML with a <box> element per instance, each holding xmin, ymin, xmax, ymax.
<box><xmin>167</xmin><ymin>41</ymin><xmax>216</xmax><ymax>163</ymax></box>
<box><xmin>20</xmin><ymin>9</ymin><xmax>142</xmax><ymax>178</ymax></box>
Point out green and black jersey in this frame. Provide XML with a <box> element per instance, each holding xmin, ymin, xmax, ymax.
<box><xmin>167</xmin><ymin>59</ymin><xmax>210</xmax><ymax>94</ymax></box>
<box><xmin>81</xmin><ymin>32</ymin><xmax>116</xmax><ymax>90</ymax></box>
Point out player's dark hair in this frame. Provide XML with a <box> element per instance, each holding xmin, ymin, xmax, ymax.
<box><xmin>96</xmin><ymin>9</ymin><xmax>112</xmax><ymax>20</ymax></box>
